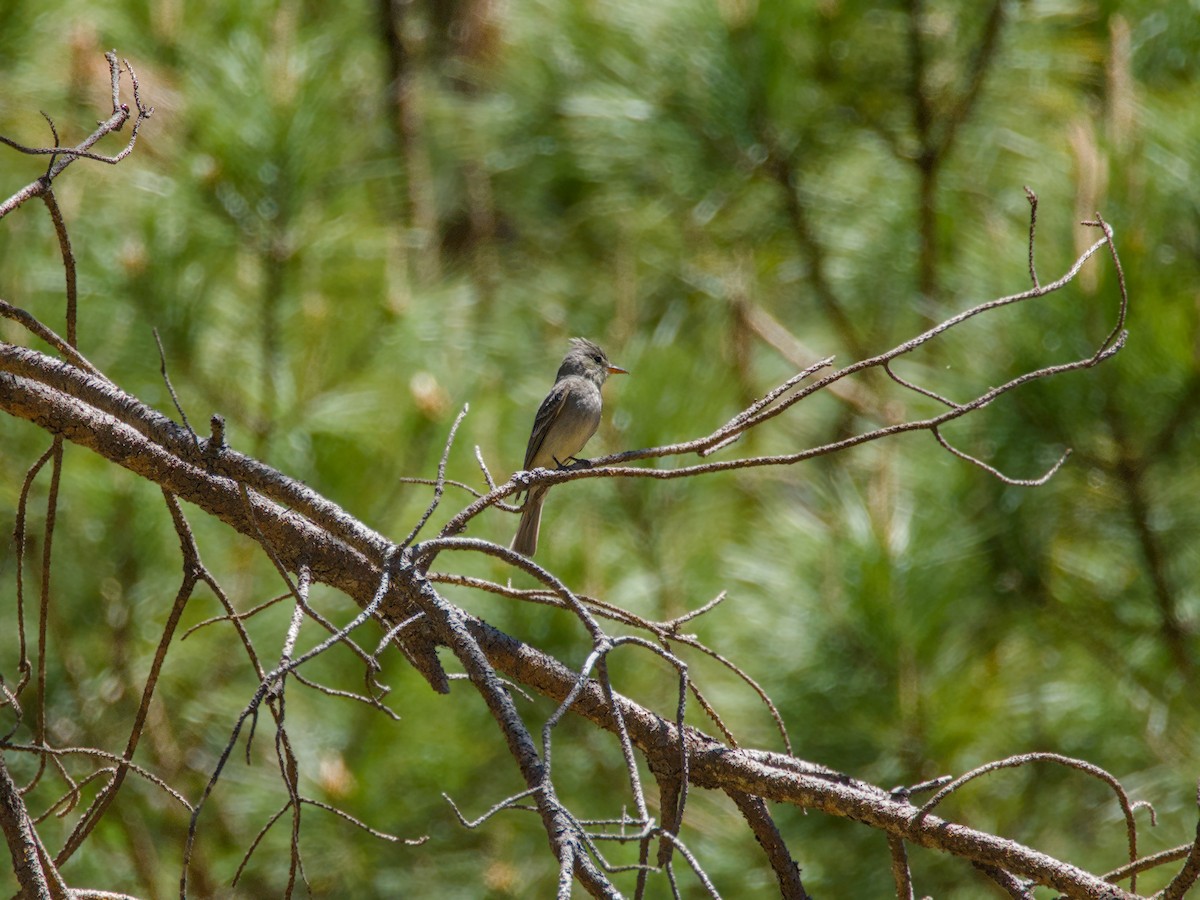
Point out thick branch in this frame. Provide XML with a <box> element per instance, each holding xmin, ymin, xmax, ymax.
<box><xmin>0</xmin><ymin>344</ymin><xmax>391</xmax><ymax>561</ymax></box>
<box><xmin>0</xmin><ymin>366</ymin><xmax>384</xmax><ymax>607</ymax></box>
<box><xmin>462</xmin><ymin>618</ymin><xmax>1142</xmax><ymax>899</ymax></box>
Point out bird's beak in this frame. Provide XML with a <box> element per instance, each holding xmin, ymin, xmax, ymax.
<box><xmin>607</xmin><ymin>364</ymin><xmax>629</xmax><ymax>376</ymax></box>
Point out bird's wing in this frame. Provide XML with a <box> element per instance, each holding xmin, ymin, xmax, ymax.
<box><xmin>523</xmin><ymin>380</ymin><xmax>573</xmax><ymax>470</ymax></box>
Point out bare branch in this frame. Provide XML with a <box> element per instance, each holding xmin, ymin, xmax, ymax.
<box><xmin>972</xmin><ymin>861</ymin><xmax>1035</xmax><ymax>898</ymax></box>
<box><xmin>0</xmin><ymin>300</ymin><xmax>104</xmax><ymax>378</ymax></box>
<box><xmin>1024</xmin><ymin>186</ymin><xmax>1040</xmax><ymax>288</ymax></box>
<box><xmin>402</xmin><ymin>403</ymin><xmax>470</xmax><ymax>548</ymax></box>
<box><xmin>727</xmin><ymin>789</ymin><xmax>808</xmax><ymax>899</ymax></box>
<box><xmin>1104</xmin><ymin>843</ymin><xmax>1194</xmax><ymax>884</ymax></box>
<box><xmin>0</xmin><ymin>52</ymin><xmax>153</xmax><ymax>220</ymax></box>
<box><xmin>465</xmin><ymin>613</ymin><xmax>1145</xmax><ymax>898</ymax></box>
<box><xmin>443</xmin><ymin>787</ymin><xmax>544</xmax><ymax>829</ymax></box>
<box><xmin>1157</xmin><ymin>783</ymin><xmax>1200</xmax><ymax>900</ymax></box>
<box><xmin>182</xmin><ymin>552</ymin><xmax>400</xmax><ymax>896</ymax></box>
<box><xmin>0</xmin><ymin>753</ymin><xmax>68</xmax><ymax>900</ymax></box>
<box><xmin>887</xmin><ymin>833</ymin><xmax>914</xmax><ymax>900</ymax></box>
<box><xmin>913</xmin><ymin>751</ymin><xmax>1147</xmax><ymax>887</ymax></box>
<box><xmin>0</xmin><ymin>743</ymin><xmax>192</xmax><ymax>812</ymax></box>
<box><xmin>0</xmin><ymin>64</ymin><xmax>1161</xmax><ymax>894</ymax></box>
<box><xmin>431</xmin><ymin>224</ymin><xmax>1126</xmax><ymax>552</ymax></box>
<box><xmin>153</xmin><ymin>328</ymin><xmax>199</xmax><ymax>446</ymax></box>
<box><xmin>53</xmin><ymin>493</ymin><xmax>199</xmax><ymax>866</ymax></box>
<box><xmin>932</xmin><ymin>427</ymin><xmax>1071</xmax><ymax>486</ymax></box>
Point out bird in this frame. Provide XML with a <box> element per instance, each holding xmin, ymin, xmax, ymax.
<box><xmin>511</xmin><ymin>338</ymin><xmax>627</xmax><ymax>556</ymax></box>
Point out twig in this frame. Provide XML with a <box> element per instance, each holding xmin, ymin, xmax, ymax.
<box><xmin>182</xmin><ymin>548</ymin><xmax>401</xmax><ymax>896</ymax></box>
<box><xmin>1103</xmin><ymin>842</ymin><xmax>1193</xmax><ymax>883</ymax></box>
<box><xmin>1157</xmin><ymin>782</ymin><xmax>1200</xmax><ymax>900</ymax></box>
<box><xmin>401</xmin><ymin>403</ymin><xmax>469</xmax><ymax>549</ymax></box>
<box><xmin>913</xmin><ymin>751</ymin><xmax>1146</xmax><ymax>889</ymax></box>
<box><xmin>0</xmin><ymin>299</ymin><xmax>106</xmax><ymax>377</ymax></box>
<box><xmin>443</xmin><ymin>787</ymin><xmax>544</xmax><ymax>828</ymax></box>
<box><xmin>932</xmin><ymin>427</ymin><xmax>1071</xmax><ymax>486</ymax></box>
<box><xmin>54</xmin><ymin>494</ymin><xmax>199</xmax><ymax>866</ymax></box>
<box><xmin>0</xmin><ymin>742</ymin><xmax>191</xmax><ymax>811</ymax></box>
<box><xmin>0</xmin><ymin>52</ymin><xmax>154</xmax><ymax>220</ymax></box>
<box><xmin>153</xmin><ymin>328</ymin><xmax>199</xmax><ymax>446</ymax></box>
<box><xmin>888</xmin><ymin>833</ymin><xmax>914</xmax><ymax>900</ymax></box>
<box><xmin>0</xmin><ymin>752</ymin><xmax>70</xmax><ymax>899</ymax></box>
<box><xmin>1024</xmin><ymin>186</ymin><xmax>1040</xmax><ymax>288</ymax></box>
<box><xmin>397</xmin><ymin>549</ymin><xmax>618</xmax><ymax>895</ymax></box>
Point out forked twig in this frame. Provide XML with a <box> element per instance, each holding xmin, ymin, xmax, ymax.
<box><xmin>913</xmin><ymin>751</ymin><xmax>1147</xmax><ymax>891</ymax></box>
<box><xmin>0</xmin><ymin>52</ymin><xmax>154</xmax><ymax>220</ymax></box>
<box><xmin>435</xmin><ymin>215</ymin><xmax>1127</xmax><ymax>554</ymax></box>
<box><xmin>402</xmin><ymin>403</ymin><xmax>470</xmax><ymax>549</ymax></box>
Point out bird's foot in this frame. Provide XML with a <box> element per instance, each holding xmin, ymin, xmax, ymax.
<box><xmin>557</xmin><ymin>456</ymin><xmax>594</xmax><ymax>471</ymax></box>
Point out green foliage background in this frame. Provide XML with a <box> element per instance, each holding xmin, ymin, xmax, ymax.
<box><xmin>1</xmin><ymin>0</ymin><xmax>1198</xmax><ymax>896</ymax></box>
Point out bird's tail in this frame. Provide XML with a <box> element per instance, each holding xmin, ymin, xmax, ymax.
<box><xmin>511</xmin><ymin>488</ymin><xmax>547</xmax><ymax>557</ymax></box>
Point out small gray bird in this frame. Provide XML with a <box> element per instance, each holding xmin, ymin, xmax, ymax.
<box><xmin>512</xmin><ymin>338</ymin><xmax>627</xmax><ymax>556</ymax></box>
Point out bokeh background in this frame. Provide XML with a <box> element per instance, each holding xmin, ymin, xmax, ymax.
<box><xmin>1</xmin><ymin>1</ymin><xmax>1198</xmax><ymax>896</ymax></box>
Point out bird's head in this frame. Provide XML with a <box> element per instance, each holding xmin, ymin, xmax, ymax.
<box><xmin>559</xmin><ymin>337</ymin><xmax>628</xmax><ymax>384</ymax></box>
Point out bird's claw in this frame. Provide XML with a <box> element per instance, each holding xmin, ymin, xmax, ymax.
<box><xmin>555</xmin><ymin>456</ymin><xmax>593</xmax><ymax>471</ymax></box>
